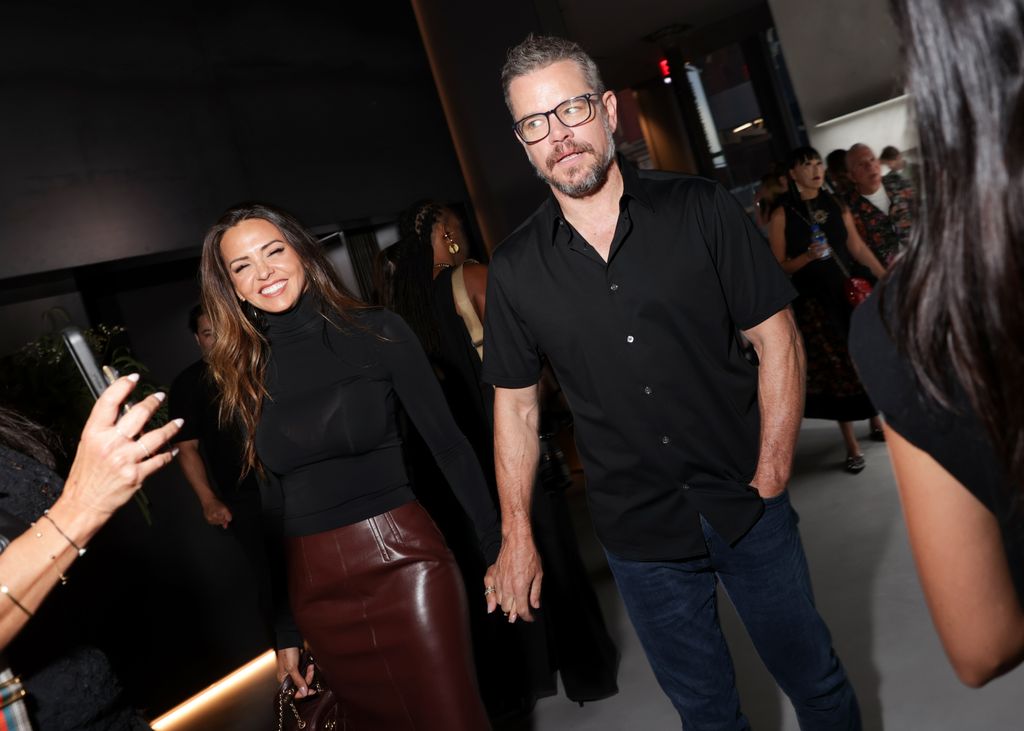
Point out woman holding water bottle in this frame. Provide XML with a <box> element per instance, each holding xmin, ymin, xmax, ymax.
<box><xmin>769</xmin><ymin>146</ymin><xmax>887</xmax><ymax>473</ymax></box>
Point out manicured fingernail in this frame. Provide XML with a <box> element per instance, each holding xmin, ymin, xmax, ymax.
<box><xmin>127</xmin><ymin>373</ymin><xmax>141</xmax><ymax>382</ymax></box>
<box><xmin>171</xmin><ymin>447</ymin><xmax>180</xmax><ymax>458</ymax></box>
<box><xmin>172</xmin><ymin>418</ymin><xmax>185</xmax><ymax>428</ymax></box>
<box><xmin>153</xmin><ymin>391</ymin><xmax>166</xmax><ymax>402</ymax></box>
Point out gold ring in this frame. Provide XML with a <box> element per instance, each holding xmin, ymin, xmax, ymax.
<box><xmin>139</xmin><ymin>440</ymin><xmax>152</xmax><ymax>460</ymax></box>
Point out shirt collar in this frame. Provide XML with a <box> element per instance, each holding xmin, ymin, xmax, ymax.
<box><xmin>546</xmin><ymin>154</ymin><xmax>654</xmax><ymax>247</ymax></box>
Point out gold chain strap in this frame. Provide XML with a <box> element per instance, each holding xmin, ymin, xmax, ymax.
<box><xmin>276</xmin><ymin>654</ymin><xmax>329</xmax><ymax>731</ymax></box>
<box><xmin>276</xmin><ymin>687</ymin><xmax>307</xmax><ymax>731</ymax></box>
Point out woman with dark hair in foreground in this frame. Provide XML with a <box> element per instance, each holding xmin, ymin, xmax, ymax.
<box><xmin>849</xmin><ymin>0</ymin><xmax>1024</xmax><ymax>686</ymax></box>
<box><xmin>199</xmin><ymin>203</ymin><xmax>498</xmax><ymax>728</ymax></box>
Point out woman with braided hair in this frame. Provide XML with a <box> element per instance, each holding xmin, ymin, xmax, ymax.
<box><xmin>381</xmin><ymin>200</ymin><xmax>620</xmax><ymax>719</ymax></box>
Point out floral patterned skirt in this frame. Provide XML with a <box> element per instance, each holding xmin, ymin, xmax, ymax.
<box><xmin>793</xmin><ymin>294</ymin><xmax>877</xmax><ymax>422</ymax></box>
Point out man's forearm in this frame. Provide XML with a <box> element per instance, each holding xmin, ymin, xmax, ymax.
<box><xmin>493</xmin><ymin>390</ymin><xmax>541</xmax><ymax>537</ymax></box>
<box><xmin>750</xmin><ymin>310</ymin><xmax>805</xmax><ymax>493</ymax></box>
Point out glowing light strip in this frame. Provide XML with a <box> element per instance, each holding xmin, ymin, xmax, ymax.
<box><xmin>150</xmin><ymin>650</ymin><xmax>276</xmax><ymax>730</ymax></box>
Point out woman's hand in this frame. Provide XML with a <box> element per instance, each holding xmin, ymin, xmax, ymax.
<box><xmin>61</xmin><ymin>374</ymin><xmax>182</xmax><ymax>521</ymax></box>
<box><xmin>201</xmin><ymin>497</ymin><xmax>233</xmax><ymax>529</ymax></box>
<box><xmin>806</xmin><ymin>241</ymin><xmax>831</xmax><ymax>260</ymax></box>
<box><xmin>276</xmin><ymin>647</ymin><xmax>317</xmax><ymax>698</ymax></box>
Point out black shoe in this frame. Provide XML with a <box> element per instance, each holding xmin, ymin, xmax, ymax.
<box><xmin>870</xmin><ymin>427</ymin><xmax>885</xmax><ymax>442</ymax></box>
<box><xmin>845</xmin><ymin>455</ymin><xmax>866</xmax><ymax>474</ymax></box>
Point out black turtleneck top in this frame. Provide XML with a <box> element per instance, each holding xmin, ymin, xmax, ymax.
<box><xmin>255</xmin><ymin>293</ymin><xmax>501</xmax><ymax>565</ymax></box>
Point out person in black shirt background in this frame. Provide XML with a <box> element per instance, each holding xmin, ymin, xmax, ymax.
<box><xmin>483</xmin><ymin>35</ymin><xmax>860</xmax><ymax>730</ymax></box>
<box><xmin>850</xmin><ymin>0</ymin><xmax>1024</xmax><ymax>688</ymax></box>
<box><xmin>169</xmin><ymin>305</ymin><xmax>253</xmax><ymax>528</ymax></box>
<box><xmin>168</xmin><ymin>304</ymin><xmax>273</xmax><ymax>642</ymax></box>
<box><xmin>199</xmin><ymin>203</ymin><xmax>499</xmax><ymax>729</ymax></box>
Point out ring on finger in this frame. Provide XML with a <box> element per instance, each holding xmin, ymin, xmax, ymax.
<box><xmin>483</xmin><ymin>586</ymin><xmax>496</xmax><ymax>597</ymax></box>
<box><xmin>139</xmin><ymin>440</ymin><xmax>152</xmax><ymax>460</ymax></box>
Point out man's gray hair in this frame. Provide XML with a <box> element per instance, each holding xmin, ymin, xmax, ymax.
<box><xmin>501</xmin><ymin>34</ymin><xmax>605</xmax><ymax>116</ymax></box>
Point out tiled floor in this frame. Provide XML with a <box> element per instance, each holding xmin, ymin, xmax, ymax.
<box><xmin>160</xmin><ymin>419</ymin><xmax>1024</xmax><ymax>730</ymax></box>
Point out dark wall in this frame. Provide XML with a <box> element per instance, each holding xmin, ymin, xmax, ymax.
<box><xmin>0</xmin><ymin>1</ymin><xmax>468</xmax><ymax>281</ymax></box>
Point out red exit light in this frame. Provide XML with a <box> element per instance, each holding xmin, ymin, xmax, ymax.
<box><xmin>659</xmin><ymin>58</ymin><xmax>671</xmax><ymax>77</ymax></box>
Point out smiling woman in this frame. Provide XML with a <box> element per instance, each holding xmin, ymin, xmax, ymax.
<box><xmin>220</xmin><ymin>219</ymin><xmax>307</xmax><ymax>313</ymax></box>
<box><xmin>198</xmin><ymin>202</ymin><xmax>501</xmax><ymax>729</ymax></box>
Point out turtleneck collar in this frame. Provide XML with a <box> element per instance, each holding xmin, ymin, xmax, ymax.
<box><xmin>263</xmin><ymin>289</ymin><xmax>321</xmax><ymax>339</ymax></box>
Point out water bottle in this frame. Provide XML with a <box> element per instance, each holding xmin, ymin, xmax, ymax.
<box><xmin>810</xmin><ymin>223</ymin><xmax>832</xmax><ymax>260</ymax></box>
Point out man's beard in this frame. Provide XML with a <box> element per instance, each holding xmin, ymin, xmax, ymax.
<box><xmin>530</xmin><ymin>118</ymin><xmax>616</xmax><ymax>199</ymax></box>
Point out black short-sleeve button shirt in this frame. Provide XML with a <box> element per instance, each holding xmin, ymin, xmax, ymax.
<box><xmin>483</xmin><ymin>160</ymin><xmax>796</xmax><ymax>560</ymax></box>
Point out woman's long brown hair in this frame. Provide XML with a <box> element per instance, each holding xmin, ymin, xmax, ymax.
<box><xmin>199</xmin><ymin>203</ymin><xmax>371</xmax><ymax>475</ymax></box>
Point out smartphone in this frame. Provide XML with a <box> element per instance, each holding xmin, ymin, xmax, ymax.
<box><xmin>61</xmin><ymin>326</ymin><xmax>118</xmax><ymax>400</ymax></box>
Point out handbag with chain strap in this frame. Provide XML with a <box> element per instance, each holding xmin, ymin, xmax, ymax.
<box><xmin>274</xmin><ymin>651</ymin><xmax>338</xmax><ymax>731</ymax></box>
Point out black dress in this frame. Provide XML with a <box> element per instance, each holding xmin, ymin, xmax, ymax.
<box><xmin>399</xmin><ymin>268</ymin><xmax>619</xmax><ymax>717</ymax></box>
<box><xmin>850</xmin><ymin>285</ymin><xmax>1024</xmax><ymax>603</ymax></box>
<box><xmin>0</xmin><ymin>445</ymin><xmax>150</xmax><ymax>731</ymax></box>
<box><xmin>781</xmin><ymin>191</ymin><xmax>876</xmax><ymax>421</ymax></box>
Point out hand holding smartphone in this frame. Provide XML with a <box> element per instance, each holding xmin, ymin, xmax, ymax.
<box><xmin>61</xmin><ymin>326</ymin><xmax>121</xmax><ymax>402</ymax></box>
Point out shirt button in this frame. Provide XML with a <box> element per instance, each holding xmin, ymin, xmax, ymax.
<box><xmin>609</xmin><ymin>283</ymin><xmax>619</xmax><ymax>292</ymax></box>
<box><xmin>661</xmin><ymin>435</ymin><xmax>670</xmax><ymax>445</ymax></box>
<box><xmin>626</xmin><ymin>335</ymin><xmax>635</xmax><ymax>343</ymax></box>
<box><xmin>643</xmin><ymin>386</ymin><xmax>653</xmax><ymax>395</ymax></box>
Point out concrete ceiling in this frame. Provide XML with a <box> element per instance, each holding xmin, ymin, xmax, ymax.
<box><xmin>556</xmin><ymin>0</ymin><xmax>766</xmax><ymax>88</ymax></box>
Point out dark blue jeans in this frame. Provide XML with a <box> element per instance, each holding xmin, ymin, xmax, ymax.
<box><xmin>605</xmin><ymin>491</ymin><xmax>860</xmax><ymax>731</ymax></box>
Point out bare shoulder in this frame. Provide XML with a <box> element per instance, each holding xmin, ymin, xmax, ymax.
<box><xmin>462</xmin><ymin>261</ymin><xmax>489</xmax><ymax>292</ymax></box>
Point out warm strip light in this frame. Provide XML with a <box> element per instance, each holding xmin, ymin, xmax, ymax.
<box><xmin>150</xmin><ymin>650</ymin><xmax>276</xmax><ymax>730</ymax></box>
<box><xmin>732</xmin><ymin>121</ymin><xmax>754</xmax><ymax>133</ymax></box>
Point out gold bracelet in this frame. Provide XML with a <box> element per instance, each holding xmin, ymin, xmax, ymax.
<box><xmin>41</xmin><ymin>510</ymin><xmax>87</xmax><ymax>557</ymax></box>
<box><xmin>49</xmin><ymin>555</ymin><xmax>69</xmax><ymax>586</ymax></box>
<box><xmin>0</xmin><ymin>584</ymin><xmax>32</xmax><ymax>617</ymax></box>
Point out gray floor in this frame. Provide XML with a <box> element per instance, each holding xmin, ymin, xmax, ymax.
<box><xmin>167</xmin><ymin>420</ymin><xmax>1023</xmax><ymax>730</ymax></box>
<box><xmin>497</xmin><ymin>419</ymin><xmax>1023</xmax><ymax>730</ymax></box>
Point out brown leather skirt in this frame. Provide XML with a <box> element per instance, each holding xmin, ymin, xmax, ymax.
<box><xmin>285</xmin><ymin>500</ymin><xmax>491</xmax><ymax>730</ymax></box>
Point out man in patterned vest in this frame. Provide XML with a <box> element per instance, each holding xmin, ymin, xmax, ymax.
<box><xmin>845</xmin><ymin>143</ymin><xmax>916</xmax><ymax>267</ymax></box>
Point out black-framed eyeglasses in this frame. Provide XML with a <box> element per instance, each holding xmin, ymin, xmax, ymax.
<box><xmin>513</xmin><ymin>92</ymin><xmax>600</xmax><ymax>144</ymax></box>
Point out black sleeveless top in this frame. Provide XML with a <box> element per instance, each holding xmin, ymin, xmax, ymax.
<box><xmin>781</xmin><ymin>191</ymin><xmax>853</xmax><ymax>298</ymax></box>
<box><xmin>850</xmin><ymin>283</ymin><xmax>1024</xmax><ymax>603</ymax></box>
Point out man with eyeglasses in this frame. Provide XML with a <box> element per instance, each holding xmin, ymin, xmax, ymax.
<box><xmin>481</xmin><ymin>35</ymin><xmax>860</xmax><ymax>730</ymax></box>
